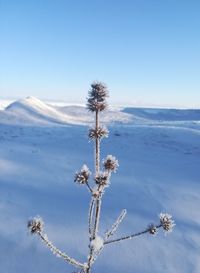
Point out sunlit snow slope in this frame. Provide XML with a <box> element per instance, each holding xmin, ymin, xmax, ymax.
<box><xmin>1</xmin><ymin>96</ymin><xmax>132</xmax><ymax>125</ymax></box>
<box><xmin>0</xmin><ymin>97</ymin><xmax>200</xmax><ymax>273</ymax></box>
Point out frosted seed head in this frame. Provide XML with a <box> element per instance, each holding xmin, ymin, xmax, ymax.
<box><xmin>103</xmin><ymin>155</ymin><xmax>119</xmax><ymax>172</ymax></box>
<box><xmin>148</xmin><ymin>224</ymin><xmax>158</xmax><ymax>235</ymax></box>
<box><xmin>159</xmin><ymin>213</ymin><xmax>175</xmax><ymax>233</ymax></box>
<box><xmin>95</xmin><ymin>172</ymin><xmax>109</xmax><ymax>187</ymax></box>
<box><xmin>74</xmin><ymin>164</ymin><xmax>91</xmax><ymax>185</ymax></box>
<box><xmin>88</xmin><ymin>126</ymin><xmax>109</xmax><ymax>140</ymax></box>
<box><xmin>87</xmin><ymin>81</ymin><xmax>109</xmax><ymax>112</ymax></box>
<box><xmin>27</xmin><ymin>216</ymin><xmax>44</xmax><ymax>234</ymax></box>
<box><xmin>89</xmin><ymin>81</ymin><xmax>108</xmax><ymax>101</ymax></box>
<box><xmin>87</xmin><ymin>100</ymin><xmax>107</xmax><ymax>112</ymax></box>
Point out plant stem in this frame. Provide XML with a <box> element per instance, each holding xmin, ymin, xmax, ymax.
<box><xmin>38</xmin><ymin>232</ymin><xmax>84</xmax><ymax>268</ymax></box>
<box><xmin>86</xmin><ymin>182</ymin><xmax>93</xmax><ymax>193</ymax></box>
<box><xmin>104</xmin><ymin>224</ymin><xmax>162</xmax><ymax>245</ymax></box>
<box><xmin>95</xmin><ymin>110</ymin><xmax>100</xmax><ymax>174</ymax></box>
<box><xmin>88</xmin><ymin>198</ymin><xmax>95</xmax><ymax>239</ymax></box>
<box><xmin>86</xmin><ymin>109</ymin><xmax>102</xmax><ymax>273</ymax></box>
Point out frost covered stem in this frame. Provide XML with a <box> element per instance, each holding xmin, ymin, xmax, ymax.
<box><xmin>38</xmin><ymin>232</ymin><xmax>85</xmax><ymax>269</ymax></box>
<box><xmin>95</xmin><ymin>110</ymin><xmax>100</xmax><ymax>174</ymax></box>
<box><xmin>93</xmin><ymin>109</ymin><xmax>102</xmax><ymax>239</ymax></box>
<box><xmin>86</xmin><ymin>110</ymin><xmax>102</xmax><ymax>273</ymax></box>
<box><xmin>86</xmin><ymin>198</ymin><xmax>102</xmax><ymax>273</ymax></box>
<box><xmin>104</xmin><ymin>209</ymin><xmax>127</xmax><ymax>240</ymax></box>
<box><xmin>93</xmin><ymin>198</ymin><xmax>101</xmax><ymax>239</ymax></box>
<box><xmin>104</xmin><ymin>224</ymin><xmax>162</xmax><ymax>245</ymax></box>
<box><xmin>88</xmin><ymin>198</ymin><xmax>95</xmax><ymax>239</ymax></box>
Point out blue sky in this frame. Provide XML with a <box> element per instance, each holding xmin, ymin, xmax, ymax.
<box><xmin>0</xmin><ymin>0</ymin><xmax>200</xmax><ymax>107</ymax></box>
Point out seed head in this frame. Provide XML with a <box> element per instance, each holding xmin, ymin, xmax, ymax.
<box><xmin>88</xmin><ymin>126</ymin><xmax>109</xmax><ymax>140</ymax></box>
<box><xmin>87</xmin><ymin>81</ymin><xmax>109</xmax><ymax>112</ymax></box>
<box><xmin>74</xmin><ymin>165</ymin><xmax>91</xmax><ymax>185</ymax></box>
<box><xmin>159</xmin><ymin>213</ymin><xmax>175</xmax><ymax>233</ymax></box>
<box><xmin>103</xmin><ymin>155</ymin><xmax>119</xmax><ymax>172</ymax></box>
<box><xmin>89</xmin><ymin>81</ymin><xmax>108</xmax><ymax>101</ymax></box>
<box><xmin>95</xmin><ymin>172</ymin><xmax>110</xmax><ymax>187</ymax></box>
<box><xmin>27</xmin><ymin>216</ymin><xmax>44</xmax><ymax>234</ymax></box>
<box><xmin>148</xmin><ymin>224</ymin><xmax>158</xmax><ymax>235</ymax></box>
<box><xmin>87</xmin><ymin>99</ymin><xmax>107</xmax><ymax>112</ymax></box>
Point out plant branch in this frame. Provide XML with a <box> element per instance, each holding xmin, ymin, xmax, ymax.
<box><xmin>104</xmin><ymin>224</ymin><xmax>162</xmax><ymax>245</ymax></box>
<box><xmin>95</xmin><ymin>110</ymin><xmax>100</xmax><ymax>175</ymax></box>
<box><xmin>104</xmin><ymin>209</ymin><xmax>127</xmax><ymax>240</ymax></box>
<box><xmin>86</xmin><ymin>182</ymin><xmax>93</xmax><ymax>193</ymax></box>
<box><xmin>88</xmin><ymin>198</ymin><xmax>95</xmax><ymax>239</ymax></box>
<box><xmin>37</xmin><ymin>232</ymin><xmax>85</xmax><ymax>269</ymax></box>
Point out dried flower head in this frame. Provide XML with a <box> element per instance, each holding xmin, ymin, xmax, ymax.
<box><xmin>159</xmin><ymin>213</ymin><xmax>175</xmax><ymax>233</ymax></box>
<box><xmin>87</xmin><ymin>82</ymin><xmax>108</xmax><ymax>112</ymax></box>
<box><xmin>74</xmin><ymin>165</ymin><xmax>91</xmax><ymax>185</ymax></box>
<box><xmin>88</xmin><ymin>126</ymin><xmax>109</xmax><ymax>140</ymax></box>
<box><xmin>95</xmin><ymin>172</ymin><xmax>109</xmax><ymax>187</ymax></box>
<box><xmin>148</xmin><ymin>224</ymin><xmax>158</xmax><ymax>235</ymax></box>
<box><xmin>103</xmin><ymin>155</ymin><xmax>119</xmax><ymax>172</ymax></box>
<box><xmin>27</xmin><ymin>216</ymin><xmax>44</xmax><ymax>234</ymax></box>
<box><xmin>87</xmin><ymin>99</ymin><xmax>107</xmax><ymax>112</ymax></box>
<box><xmin>89</xmin><ymin>82</ymin><xmax>108</xmax><ymax>101</ymax></box>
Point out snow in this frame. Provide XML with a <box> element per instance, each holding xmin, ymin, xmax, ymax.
<box><xmin>0</xmin><ymin>96</ymin><xmax>133</xmax><ymax>126</ymax></box>
<box><xmin>0</xmin><ymin>96</ymin><xmax>200</xmax><ymax>273</ymax></box>
<box><xmin>90</xmin><ymin>236</ymin><xmax>104</xmax><ymax>251</ymax></box>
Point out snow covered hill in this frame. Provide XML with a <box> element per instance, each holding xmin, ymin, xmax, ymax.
<box><xmin>0</xmin><ymin>98</ymin><xmax>200</xmax><ymax>273</ymax></box>
<box><xmin>0</xmin><ymin>96</ymin><xmax>133</xmax><ymax>126</ymax></box>
<box><xmin>1</xmin><ymin>96</ymin><xmax>200</xmax><ymax>127</ymax></box>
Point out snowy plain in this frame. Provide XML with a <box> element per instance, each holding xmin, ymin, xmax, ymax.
<box><xmin>0</xmin><ymin>96</ymin><xmax>200</xmax><ymax>273</ymax></box>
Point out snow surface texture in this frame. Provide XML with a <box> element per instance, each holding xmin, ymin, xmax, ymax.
<box><xmin>0</xmin><ymin>97</ymin><xmax>200</xmax><ymax>273</ymax></box>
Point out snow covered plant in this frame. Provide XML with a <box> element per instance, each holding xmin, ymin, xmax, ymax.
<box><xmin>27</xmin><ymin>82</ymin><xmax>175</xmax><ymax>273</ymax></box>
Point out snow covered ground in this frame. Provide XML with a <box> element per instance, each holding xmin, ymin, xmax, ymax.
<box><xmin>0</xmin><ymin>97</ymin><xmax>200</xmax><ymax>273</ymax></box>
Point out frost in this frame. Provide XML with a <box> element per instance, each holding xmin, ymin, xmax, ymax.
<box><xmin>90</xmin><ymin>236</ymin><xmax>104</xmax><ymax>252</ymax></box>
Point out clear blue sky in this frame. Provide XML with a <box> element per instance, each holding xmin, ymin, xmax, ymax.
<box><xmin>0</xmin><ymin>0</ymin><xmax>200</xmax><ymax>107</ymax></box>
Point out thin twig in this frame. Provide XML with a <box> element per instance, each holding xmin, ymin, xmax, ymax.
<box><xmin>104</xmin><ymin>209</ymin><xmax>127</xmax><ymax>240</ymax></box>
<box><xmin>89</xmin><ymin>209</ymin><xmax>127</xmax><ymax>265</ymax></box>
<box><xmin>104</xmin><ymin>224</ymin><xmax>162</xmax><ymax>245</ymax></box>
<box><xmin>38</xmin><ymin>232</ymin><xmax>85</xmax><ymax>269</ymax></box>
<box><xmin>86</xmin><ymin>182</ymin><xmax>93</xmax><ymax>193</ymax></box>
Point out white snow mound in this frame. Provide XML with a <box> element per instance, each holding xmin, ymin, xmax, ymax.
<box><xmin>0</xmin><ymin>96</ymin><xmax>133</xmax><ymax>126</ymax></box>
